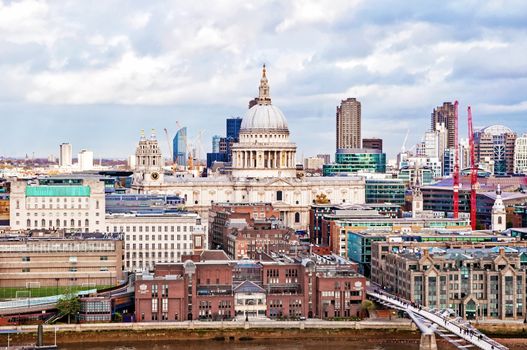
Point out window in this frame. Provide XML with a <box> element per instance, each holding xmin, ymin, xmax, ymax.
<box><xmin>22</xmin><ymin>268</ymin><xmax>30</xmax><ymax>272</ymax></box>
<box><xmin>294</xmin><ymin>212</ymin><xmax>300</xmax><ymax>223</ymax></box>
<box><xmin>276</xmin><ymin>191</ymin><xmax>283</xmax><ymax>201</ymax></box>
<box><xmin>22</xmin><ymin>256</ymin><xmax>30</xmax><ymax>262</ymax></box>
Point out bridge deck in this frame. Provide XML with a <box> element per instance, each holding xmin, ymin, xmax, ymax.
<box><xmin>367</xmin><ymin>290</ymin><xmax>508</xmax><ymax>350</ymax></box>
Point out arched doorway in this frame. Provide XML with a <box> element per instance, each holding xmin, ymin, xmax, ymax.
<box><xmin>465</xmin><ymin>300</ymin><xmax>477</xmax><ymax>320</ymax></box>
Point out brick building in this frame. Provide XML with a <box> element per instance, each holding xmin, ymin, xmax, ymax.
<box><xmin>208</xmin><ymin>203</ymin><xmax>280</xmax><ymax>250</ymax></box>
<box><xmin>134</xmin><ymin>251</ymin><xmax>366</xmax><ymax>321</ymax></box>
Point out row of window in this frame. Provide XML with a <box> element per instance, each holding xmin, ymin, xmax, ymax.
<box><xmin>125</xmin><ymin>234</ymin><xmax>191</xmax><ymax>242</ymax></box>
<box><xmin>111</xmin><ymin>225</ymin><xmax>194</xmax><ymax>233</ymax></box>
<box><xmin>126</xmin><ymin>243</ymin><xmax>191</xmax><ymax>250</ymax></box>
<box><xmin>26</xmin><ymin>219</ymin><xmax>98</xmax><ymax>228</ymax></box>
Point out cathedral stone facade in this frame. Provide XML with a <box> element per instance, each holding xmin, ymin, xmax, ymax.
<box><xmin>132</xmin><ymin>66</ymin><xmax>365</xmax><ymax>230</ymax></box>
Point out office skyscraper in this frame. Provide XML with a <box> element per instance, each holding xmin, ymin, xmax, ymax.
<box><xmin>431</xmin><ymin>102</ymin><xmax>456</xmax><ymax>149</ymax></box>
<box><xmin>78</xmin><ymin>149</ymin><xmax>94</xmax><ymax>171</ymax></box>
<box><xmin>212</xmin><ymin>135</ymin><xmax>221</xmax><ymax>153</ymax></box>
<box><xmin>475</xmin><ymin>125</ymin><xmax>516</xmax><ymax>175</ymax></box>
<box><xmin>59</xmin><ymin>143</ymin><xmax>72</xmax><ymax>167</ymax></box>
<box><xmin>336</xmin><ymin>98</ymin><xmax>361</xmax><ymax>149</ymax></box>
<box><xmin>362</xmin><ymin>138</ymin><xmax>383</xmax><ymax>152</ymax></box>
<box><xmin>226</xmin><ymin>117</ymin><xmax>242</xmax><ymax>140</ymax></box>
<box><xmin>173</xmin><ymin>127</ymin><xmax>187</xmax><ymax>166</ymax></box>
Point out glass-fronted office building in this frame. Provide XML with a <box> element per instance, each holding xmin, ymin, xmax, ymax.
<box><xmin>365</xmin><ymin>179</ymin><xmax>405</xmax><ymax>205</ymax></box>
<box><xmin>173</xmin><ymin>127</ymin><xmax>187</xmax><ymax>166</ymax></box>
<box><xmin>323</xmin><ymin>148</ymin><xmax>386</xmax><ymax>175</ymax></box>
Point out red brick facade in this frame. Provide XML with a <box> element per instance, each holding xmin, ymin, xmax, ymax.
<box><xmin>134</xmin><ymin>252</ymin><xmax>366</xmax><ymax>321</ymax></box>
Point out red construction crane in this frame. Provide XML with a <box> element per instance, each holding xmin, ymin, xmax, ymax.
<box><xmin>453</xmin><ymin>101</ymin><xmax>460</xmax><ymax>219</ymax></box>
<box><xmin>468</xmin><ymin>106</ymin><xmax>478</xmax><ymax>230</ymax></box>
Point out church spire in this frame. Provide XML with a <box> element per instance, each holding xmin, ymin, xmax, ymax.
<box><xmin>258</xmin><ymin>64</ymin><xmax>271</xmax><ymax>105</ymax></box>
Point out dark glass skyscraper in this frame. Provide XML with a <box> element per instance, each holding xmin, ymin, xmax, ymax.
<box><xmin>173</xmin><ymin>127</ymin><xmax>187</xmax><ymax>166</ymax></box>
<box><xmin>226</xmin><ymin>117</ymin><xmax>242</xmax><ymax>140</ymax></box>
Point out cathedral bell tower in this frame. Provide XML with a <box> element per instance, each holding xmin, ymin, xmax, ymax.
<box><xmin>133</xmin><ymin>129</ymin><xmax>164</xmax><ymax>187</ymax></box>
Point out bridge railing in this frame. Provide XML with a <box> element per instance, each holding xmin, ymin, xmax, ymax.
<box><xmin>367</xmin><ymin>289</ymin><xmax>508</xmax><ymax>350</ymax></box>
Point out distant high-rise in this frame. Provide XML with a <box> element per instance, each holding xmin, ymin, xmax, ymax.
<box><xmin>336</xmin><ymin>98</ymin><xmax>361</xmax><ymax>149</ymax></box>
<box><xmin>475</xmin><ymin>124</ymin><xmax>516</xmax><ymax>175</ymax></box>
<box><xmin>173</xmin><ymin>127</ymin><xmax>187</xmax><ymax>167</ymax></box>
<box><xmin>431</xmin><ymin>102</ymin><xmax>456</xmax><ymax>148</ymax></box>
<box><xmin>78</xmin><ymin>149</ymin><xmax>94</xmax><ymax>171</ymax></box>
<box><xmin>362</xmin><ymin>138</ymin><xmax>383</xmax><ymax>152</ymax></box>
<box><xmin>59</xmin><ymin>143</ymin><xmax>72</xmax><ymax>167</ymax></box>
<box><xmin>316</xmin><ymin>154</ymin><xmax>331</xmax><ymax>164</ymax></box>
<box><xmin>212</xmin><ymin>135</ymin><xmax>221</xmax><ymax>153</ymax></box>
<box><xmin>226</xmin><ymin>117</ymin><xmax>242</xmax><ymax>140</ymax></box>
<box><xmin>514</xmin><ymin>134</ymin><xmax>527</xmax><ymax>174</ymax></box>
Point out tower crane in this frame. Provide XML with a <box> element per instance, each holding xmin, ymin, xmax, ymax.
<box><xmin>468</xmin><ymin>106</ymin><xmax>478</xmax><ymax>230</ymax></box>
<box><xmin>453</xmin><ymin>101</ymin><xmax>460</xmax><ymax>219</ymax></box>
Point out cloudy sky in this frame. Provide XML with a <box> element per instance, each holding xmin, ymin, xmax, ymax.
<box><xmin>1</xmin><ymin>0</ymin><xmax>527</xmax><ymax>160</ymax></box>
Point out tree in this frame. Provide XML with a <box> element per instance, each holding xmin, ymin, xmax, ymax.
<box><xmin>360</xmin><ymin>300</ymin><xmax>376</xmax><ymax>318</ymax></box>
<box><xmin>56</xmin><ymin>295</ymin><xmax>80</xmax><ymax>324</ymax></box>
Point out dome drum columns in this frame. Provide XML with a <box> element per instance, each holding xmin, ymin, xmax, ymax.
<box><xmin>233</xmin><ymin>149</ymin><xmax>295</xmax><ymax>170</ymax></box>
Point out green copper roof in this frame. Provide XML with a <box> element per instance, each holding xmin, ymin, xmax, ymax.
<box><xmin>25</xmin><ymin>185</ymin><xmax>91</xmax><ymax>197</ymax></box>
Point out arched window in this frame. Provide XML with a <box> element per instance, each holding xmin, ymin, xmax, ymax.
<box><xmin>294</xmin><ymin>212</ymin><xmax>300</xmax><ymax>223</ymax></box>
<box><xmin>498</xmin><ymin>216</ymin><xmax>503</xmax><ymax>225</ymax></box>
<box><xmin>71</xmin><ymin>219</ymin><xmax>75</xmax><ymax>227</ymax></box>
<box><xmin>41</xmin><ymin>219</ymin><xmax>46</xmax><ymax>227</ymax></box>
<box><xmin>56</xmin><ymin>219</ymin><xmax>60</xmax><ymax>227</ymax></box>
<box><xmin>85</xmin><ymin>219</ymin><xmax>89</xmax><ymax>227</ymax></box>
<box><xmin>96</xmin><ymin>200</ymin><xmax>99</xmax><ymax>209</ymax></box>
<box><xmin>16</xmin><ymin>200</ymin><xmax>20</xmax><ymax>209</ymax></box>
<box><xmin>27</xmin><ymin>219</ymin><xmax>31</xmax><ymax>228</ymax></box>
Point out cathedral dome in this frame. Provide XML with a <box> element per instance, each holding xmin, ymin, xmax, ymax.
<box><xmin>240</xmin><ymin>65</ymin><xmax>289</xmax><ymax>132</ymax></box>
<box><xmin>241</xmin><ymin>104</ymin><xmax>288</xmax><ymax>131</ymax></box>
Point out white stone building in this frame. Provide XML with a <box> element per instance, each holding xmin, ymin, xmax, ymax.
<box><xmin>106</xmin><ymin>212</ymin><xmax>206</xmax><ymax>271</ymax></box>
<box><xmin>9</xmin><ymin>178</ymin><xmax>105</xmax><ymax>232</ymax></box>
<box><xmin>78</xmin><ymin>149</ymin><xmax>94</xmax><ymax>171</ymax></box>
<box><xmin>131</xmin><ymin>66</ymin><xmax>365</xmax><ymax>230</ymax></box>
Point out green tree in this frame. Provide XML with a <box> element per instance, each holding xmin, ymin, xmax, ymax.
<box><xmin>56</xmin><ymin>295</ymin><xmax>80</xmax><ymax>324</ymax></box>
<box><xmin>360</xmin><ymin>300</ymin><xmax>376</xmax><ymax>318</ymax></box>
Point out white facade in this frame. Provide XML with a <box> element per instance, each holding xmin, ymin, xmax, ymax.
<box><xmin>132</xmin><ymin>66</ymin><xmax>366</xmax><ymax>230</ymax></box>
<box><xmin>9</xmin><ymin>179</ymin><xmax>105</xmax><ymax>232</ymax></box>
<box><xmin>78</xmin><ymin>149</ymin><xmax>94</xmax><ymax>171</ymax></box>
<box><xmin>134</xmin><ymin>129</ymin><xmax>164</xmax><ymax>186</ymax></box>
<box><xmin>514</xmin><ymin>134</ymin><xmax>527</xmax><ymax>174</ymax></box>
<box><xmin>231</xmin><ymin>65</ymin><xmax>297</xmax><ymax>178</ymax></box>
<box><xmin>59</xmin><ymin>143</ymin><xmax>72</xmax><ymax>167</ymax></box>
<box><xmin>106</xmin><ymin>212</ymin><xmax>206</xmax><ymax>271</ymax></box>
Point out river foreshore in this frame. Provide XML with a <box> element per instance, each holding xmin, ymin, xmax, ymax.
<box><xmin>1</xmin><ymin>320</ymin><xmax>526</xmax><ymax>348</ymax></box>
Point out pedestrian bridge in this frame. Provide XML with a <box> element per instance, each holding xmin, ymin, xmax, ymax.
<box><xmin>367</xmin><ymin>290</ymin><xmax>508</xmax><ymax>350</ymax></box>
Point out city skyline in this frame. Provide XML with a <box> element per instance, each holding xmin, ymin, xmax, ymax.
<box><xmin>2</xmin><ymin>1</ymin><xmax>527</xmax><ymax>160</ymax></box>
